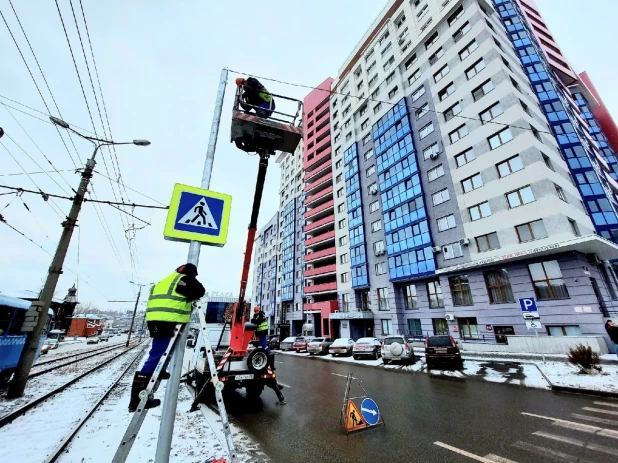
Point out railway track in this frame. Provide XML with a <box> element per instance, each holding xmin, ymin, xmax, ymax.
<box><xmin>34</xmin><ymin>339</ymin><xmax>140</xmax><ymax>367</ymax></box>
<box><xmin>0</xmin><ymin>342</ymin><xmax>148</xmax><ymax>462</ymax></box>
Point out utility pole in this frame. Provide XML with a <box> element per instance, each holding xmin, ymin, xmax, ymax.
<box><xmin>126</xmin><ymin>281</ymin><xmax>152</xmax><ymax>347</ymax></box>
<box><xmin>7</xmin><ymin>119</ymin><xmax>150</xmax><ymax>398</ymax></box>
<box><xmin>154</xmin><ymin>68</ymin><xmax>228</xmax><ymax>462</ymax></box>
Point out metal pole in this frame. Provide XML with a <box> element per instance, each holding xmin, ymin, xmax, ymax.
<box><xmin>155</xmin><ymin>68</ymin><xmax>228</xmax><ymax>463</ymax></box>
<box><xmin>126</xmin><ymin>287</ymin><xmax>141</xmax><ymax>347</ymax></box>
<box><xmin>535</xmin><ymin>328</ymin><xmax>546</xmax><ymax>363</ymax></box>
<box><xmin>7</xmin><ymin>146</ymin><xmax>99</xmax><ymax>398</ymax></box>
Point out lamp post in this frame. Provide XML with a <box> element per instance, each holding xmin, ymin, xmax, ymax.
<box><xmin>7</xmin><ymin>118</ymin><xmax>150</xmax><ymax>398</ymax></box>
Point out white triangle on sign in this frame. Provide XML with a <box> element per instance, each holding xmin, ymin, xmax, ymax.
<box><xmin>177</xmin><ymin>197</ymin><xmax>219</xmax><ymax>230</ymax></box>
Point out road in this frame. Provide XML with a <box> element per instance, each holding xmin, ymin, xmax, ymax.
<box><xmin>219</xmin><ymin>354</ymin><xmax>618</xmax><ymax>463</ymax></box>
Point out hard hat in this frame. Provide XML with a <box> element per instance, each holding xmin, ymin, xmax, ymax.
<box><xmin>253</xmin><ymin>306</ymin><xmax>260</xmax><ymax>312</ymax></box>
<box><xmin>235</xmin><ymin>77</ymin><xmax>246</xmax><ymax>86</ymax></box>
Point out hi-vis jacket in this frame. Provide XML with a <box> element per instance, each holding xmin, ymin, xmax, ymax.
<box><xmin>146</xmin><ymin>272</ymin><xmax>192</xmax><ymax>324</ymax></box>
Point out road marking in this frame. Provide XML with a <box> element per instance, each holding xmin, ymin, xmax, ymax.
<box><xmin>484</xmin><ymin>454</ymin><xmax>518</xmax><ymax>463</ymax></box>
<box><xmin>434</xmin><ymin>442</ymin><xmax>513</xmax><ymax>463</ymax></box>
<box><xmin>593</xmin><ymin>401</ymin><xmax>618</xmax><ymax>408</ymax></box>
<box><xmin>512</xmin><ymin>441</ymin><xmax>595</xmax><ymax>463</ymax></box>
<box><xmin>330</xmin><ymin>373</ymin><xmax>348</xmax><ymax>378</ymax></box>
<box><xmin>277</xmin><ymin>382</ymin><xmax>292</xmax><ymax>388</ymax></box>
<box><xmin>521</xmin><ymin>412</ymin><xmax>618</xmax><ymax>440</ymax></box>
<box><xmin>582</xmin><ymin>406</ymin><xmax>618</xmax><ymax>416</ymax></box>
<box><xmin>533</xmin><ymin>430</ymin><xmax>618</xmax><ymax>457</ymax></box>
<box><xmin>275</xmin><ymin>361</ymin><xmax>284</xmax><ymax>364</ymax></box>
<box><xmin>571</xmin><ymin>413</ymin><xmax>618</xmax><ymax>426</ymax></box>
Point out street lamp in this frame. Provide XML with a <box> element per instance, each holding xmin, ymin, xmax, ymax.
<box><xmin>8</xmin><ymin>117</ymin><xmax>151</xmax><ymax>398</ymax></box>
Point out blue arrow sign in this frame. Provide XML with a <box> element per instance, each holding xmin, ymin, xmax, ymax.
<box><xmin>519</xmin><ymin>297</ymin><xmax>538</xmax><ymax>313</ymax></box>
<box><xmin>360</xmin><ymin>397</ymin><xmax>380</xmax><ymax>426</ymax></box>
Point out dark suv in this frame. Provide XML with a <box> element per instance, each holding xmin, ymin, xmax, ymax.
<box><xmin>268</xmin><ymin>335</ymin><xmax>281</xmax><ymax>350</ymax></box>
<box><xmin>425</xmin><ymin>335</ymin><xmax>463</xmax><ymax>370</ymax></box>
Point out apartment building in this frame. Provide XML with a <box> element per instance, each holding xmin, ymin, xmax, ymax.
<box><xmin>251</xmin><ymin>212</ymin><xmax>279</xmax><ymax>333</ymax></box>
<box><xmin>327</xmin><ymin>0</ymin><xmax>618</xmax><ymax>344</ymax></box>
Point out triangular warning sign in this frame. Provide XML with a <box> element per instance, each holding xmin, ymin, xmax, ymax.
<box><xmin>177</xmin><ymin>197</ymin><xmax>218</xmax><ymax>230</ymax></box>
<box><xmin>345</xmin><ymin>400</ymin><xmax>367</xmax><ymax>432</ymax></box>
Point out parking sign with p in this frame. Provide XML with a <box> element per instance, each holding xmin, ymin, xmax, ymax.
<box><xmin>519</xmin><ymin>297</ymin><xmax>538</xmax><ymax>312</ymax></box>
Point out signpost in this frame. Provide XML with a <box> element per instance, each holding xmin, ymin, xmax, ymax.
<box><xmin>519</xmin><ymin>297</ymin><xmax>545</xmax><ymax>363</ymax></box>
<box><xmin>340</xmin><ymin>372</ymin><xmax>385</xmax><ymax>434</ymax></box>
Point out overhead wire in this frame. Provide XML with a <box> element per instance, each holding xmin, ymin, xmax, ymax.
<box><xmin>0</xmin><ymin>169</ymin><xmax>76</xmax><ymax>177</ymax></box>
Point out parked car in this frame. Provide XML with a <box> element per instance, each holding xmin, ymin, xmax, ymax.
<box><xmin>353</xmin><ymin>337</ymin><xmax>382</xmax><ymax>360</ymax></box>
<box><xmin>268</xmin><ymin>335</ymin><xmax>281</xmax><ymax>350</ymax></box>
<box><xmin>307</xmin><ymin>337</ymin><xmax>334</xmax><ymax>355</ymax></box>
<box><xmin>40</xmin><ymin>342</ymin><xmax>51</xmax><ymax>355</ymax></box>
<box><xmin>100</xmin><ymin>333</ymin><xmax>110</xmax><ymax>342</ymax></box>
<box><xmin>329</xmin><ymin>338</ymin><xmax>355</xmax><ymax>356</ymax></box>
<box><xmin>293</xmin><ymin>336</ymin><xmax>316</xmax><ymax>353</ymax></box>
<box><xmin>425</xmin><ymin>335</ymin><xmax>463</xmax><ymax>369</ymax></box>
<box><xmin>381</xmin><ymin>335</ymin><xmax>415</xmax><ymax>364</ymax></box>
<box><xmin>279</xmin><ymin>337</ymin><xmax>296</xmax><ymax>351</ymax></box>
<box><xmin>87</xmin><ymin>336</ymin><xmax>100</xmax><ymax>344</ymax></box>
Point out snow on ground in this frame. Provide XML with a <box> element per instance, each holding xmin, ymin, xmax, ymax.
<box><xmin>538</xmin><ymin>361</ymin><xmax>618</xmax><ymax>393</ymax></box>
<box><xmin>39</xmin><ymin>334</ymin><xmax>131</xmax><ymax>358</ymax></box>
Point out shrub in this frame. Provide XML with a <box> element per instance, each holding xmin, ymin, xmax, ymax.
<box><xmin>567</xmin><ymin>344</ymin><xmax>600</xmax><ymax>371</ymax></box>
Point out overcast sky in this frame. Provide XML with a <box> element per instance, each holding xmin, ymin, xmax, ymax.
<box><xmin>1</xmin><ymin>0</ymin><xmax>617</xmax><ymax>312</ymax></box>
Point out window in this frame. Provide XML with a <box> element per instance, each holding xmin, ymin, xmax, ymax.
<box><xmin>542</xmin><ymin>153</ymin><xmax>554</xmax><ymax>171</ymax></box>
<box><xmin>461</xmin><ymin>173</ymin><xmax>483</xmax><ymax>193</ymax></box>
<box><xmin>357</xmin><ymin>80</ymin><xmax>364</xmax><ymax>91</ymax></box>
<box><xmin>432</xmin><ymin>188</ymin><xmax>450</xmax><ymax>206</ymax></box>
<box><xmin>555</xmin><ymin>183</ymin><xmax>566</xmax><ymax>202</ymax></box>
<box><xmin>437</xmin><ymin>214</ymin><xmax>456</xmax><ymax>231</ymax></box>
<box><xmin>378</xmin><ymin>288</ymin><xmax>389</xmax><ymax>310</ymax></box>
<box><xmin>411</xmin><ymin>84</ymin><xmax>425</xmax><ymax>101</ymax></box>
<box><xmin>381</xmin><ymin>319</ymin><xmax>393</xmax><ymax>335</ymax></box>
<box><xmin>416</xmin><ymin>3</ymin><xmax>428</xmax><ymax>18</ymax></box>
<box><xmin>428</xmin><ymin>164</ymin><xmax>444</xmax><ymax>181</ymax></box>
<box><xmin>335</xmin><ymin>159</ymin><xmax>343</xmax><ymax>169</ymax></box>
<box><xmin>438</xmin><ymin>82</ymin><xmax>455</xmax><ymax>101</ymax></box>
<box><xmin>371</xmin><ymin>220</ymin><xmax>382</xmax><ymax>232</ymax></box>
<box><xmin>378</xmin><ymin>30</ymin><xmax>390</xmax><ymax>45</ymax></box>
<box><xmin>497</xmin><ymin>155</ymin><xmax>524</xmax><ymax>177</ymax></box>
<box><xmin>340</xmin><ymin>253</ymin><xmax>349</xmax><ymax>264</ymax></box>
<box><xmin>488</xmin><ymin>128</ymin><xmax>513</xmax><ymax>149</ymax></box>
<box><xmin>374</xmin><ymin>102</ymin><xmax>382</xmax><ymax>114</ymax></box>
<box><xmin>373</xmin><ymin>240</ymin><xmax>385</xmax><ymax>254</ymax></box>
<box><xmin>480</xmin><ymin>102</ymin><xmax>504</xmax><ymax>123</ymax></box>
<box><xmin>367</xmin><ymin>182</ymin><xmax>377</xmax><ymax>194</ymax></box>
<box><xmin>395</xmin><ymin>13</ymin><xmax>406</xmax><ymax>28</ymax></box>
<box><xmin>365</xmin><ymin>48</ymin><xmax>374</xmax><ymax>62</ymax></box>
<box><xmin>469</xmin><ymin>201</ymin><xmax>491</xmax><ymax>221</ymax></box>
<box><xmin>455</xmin><ymin>148</ymin><xmax>475</xmax><ymax>167</ymax></box>
<box><xmin>388</xmin><ymin>86</ymin><xmax>398</xmax><ymax>99</ymax></box>
<box><xmin>405</xmin><ymin>54</ymin><xmax>417</xmax><ymax>70</ymax></box>
<box><xmin>345</xmin><ymin>132</ymin><xmax>352</xmax><ymax>141</ymax></box>
<box><xmin>516</xmin><ymin>219</ymin><xmax>548</xmax><ymax>242</ymax></box>
<box><xmin>568</xmin><ymin>218</ymin><xmax>580</xmax><ymax>236</ymax></box>
<box><xmin>408</xmin><ymin>68</ymin><xmax>421</xmax><ymax>85</ymax></box>
<box><xmin>375</xmin><ymin>262</ymin><xmax>387</xmax><ymax>275</ymax></box>
<box><xmin>548</xmin><ymin>325</ymin><xmax>581</xmax><ymax>336</ymax></box>
<box><xmin>449</xmin><ymin>275</ymin><xmax>473</xmax><ymax>306</ymax></box>
<box><xmin>443</xmin><ymin>242</ymin><xmax>463</xmax><ymax>260</ymax></box>
<box><xmin>404</xmin><ymin>285</ymin><xmax>417</xmax><ymax>310</ymax></box>
<box><xmin>384</xmin><ymin>56</ymin><xmax>395</xmax><ymax>71</ymax></box>
<box><xmin>448</xmin><ymin>5</ymin><xmax>464</xmax><ymax>26</ymax></box>
<box><xmin>528</xmin><ymin>260</ymin><xmax>569</xmax><ymax>299</ymax></box>
<box><xmin>433</xmin><ymin>318</ymin><xmax>448</xmax><ymax>335</ymax></box>
<box><xmin>341</xmin><ymin>272</ymin><xmax>350</xmax><ymax>283</ymax></box>
<box><xmin>459</xmin><ymin>40</ymin><xmax>478</xmax><ymax>60</ymax></box>
<box><xmin>339</xmin><ymin>235</ymin><xmax>348</xmax><ymax>246</ymax></box>
<box><xmin>423</xmin><ymin>142</ymin><xmax>440</xmax><ymax>160</ymax></box>
<box><xmin>453</xmin><ymin>21</ymin><xmax>471</xmax><ymax>42</ymax></box>
<box><xmin>472</xmin><ymin>79</ymin><xmax>494</xmax><ymax>101</ymax></box>
<box><xmin>419</xmin><ymin>122</ymin><xmax>434</xmax><ymax>139</ymax></box>
<box><xmin>458</xmin><ymin>317</ymin><xmax>479</xmax><ymax>338</ymax></box>
<box><xmin>363</xmin><ymin>133</ymin><xmax>371</xmax><ymax>145</ymax></box>
<box><xmin>338</xmin><ymin>218</ymin><xmax>347</xmax><ymax>229</ymax></box>
<box><xmin>371</xmin><ymin>88</ymin><xmax>380</xmax><ymax>99</ymax></box>
<box><xmin>364</xmin><ymin>149</ymin><xmax>374</xmax><ymax>161</ymax></box>
<box><xmin>344</xmin><ymin>119</ymin><xmax>351</xmax><ymax>129</ymax></box>
<box><xmin>386</xmin><ymin>72</ymin><xmax>395</xmax><ymax>85</ymax></box>
<box><xmin>427</xmin><ymin>280</ymin><xmax>444</xmax><ymax>308</ymax></box>
<box><xmin>368</xmin><ymin>74</ymin><xmax>378</xmax><ymax>88</ymax></box>
<box><xmin>415</xmin><ymin>103</ymin><xmax>429</xmax><ymax>120</ymax></box>
<box><xmin>337</xmin><ymin>188</ymin><xmax>344</xmax><ymax>198</ymax></box>
<box><xmin>361</xmin><ymin>119</ymin><xmax>369</xmax><ymax>130</ymax></box>
<box><xmin>341</xmin><ymin>293</ymin><xmax>350</xmax><ymax>311</ymax></box>
<box><xmin>428</xmin><ymin>47</ymin><xmax>444</xmax><ymax>65</ymax></box>
<box><xmin>507</xmin><ymin>186</ymin><xmax>535</xmax><ymax>208</ymax></box>
<box><xmin>449</xmin><ymin>124</ymin><xmax>468</xmax><ymax>143</ymax></box>
<box><xmin>425</xmin><ymin>31</ymin><xmax>438</xmax><ymax>49</ymax></box>
<box><xmin>369</xmin><ymin>200</ymin><xmax>380</xmax><ymax>213</ymax></box>
<box><xmin>476</xmin><ymin>232</ymin><xmax>500</xmax><ymax>252</ymax></box>
<box><xmin>336</xmin><ymin>173</ymin><xmax>343</xmax><ymax>184</ymax></box>
<box><xmin>337</xmin><ymin>202</ymin><xmax>346</xmax><ymax>213</ymax></box>
<box><xmin>366</xmin><ymin>165</ymin><xmax>376</xmax><ymax>177</ymax></box>
<box><xmin>434</xmin><ymin>64</ymin><xmax>450</xmax><ymax>83</ymax></box>
<box><xmin>444</xmin><ymin>102</ymin><xmax>462</xmax><ymax>121</ymax></box>
<box><xmin>484</xmin><ymin>269</ymin><xmax>515</xmax><ymax>304</ymax></box>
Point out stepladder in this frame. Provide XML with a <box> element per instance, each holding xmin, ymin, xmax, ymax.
<box><xmin>111</xmin><ymin>322</ymin><xmax>237</xmax><ymax>463</ymax></box>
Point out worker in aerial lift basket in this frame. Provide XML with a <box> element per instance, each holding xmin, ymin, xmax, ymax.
<box><xmin>251</xmin><ymin>305</ymin><xmax>276</xmax><ymax>369</ymax></box>
<box><xmin>128</xmin><ymin>263</ymin><xmax>205</xmax><ymax>412</ymax></box>
<box><xmin>236</xmin><ymin>77</ymin><xmax>276</xmax><ymax>119</ymax></box>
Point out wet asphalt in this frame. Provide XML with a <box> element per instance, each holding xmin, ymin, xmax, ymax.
<box><xmin>217</xmin><ymin>354</ymin><xmax>618</xmax><ymax>463</ymax></box>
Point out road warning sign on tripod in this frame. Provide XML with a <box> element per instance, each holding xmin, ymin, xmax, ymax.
<box><xmin>345</xmin><ymin>400</ymin><xmax>367</xmax><ymax>432</ymax></box>
<box><xmin>164</xmin><ymin>183</ymin><xmax>232</xmax><ymax>246</ymax></box>
<box><xmin>340</xmin><ymin>372</ymin><xmax>385</xmax><ymax>434</ymax></box>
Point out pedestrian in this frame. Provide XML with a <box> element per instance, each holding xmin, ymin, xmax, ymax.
<box><xmin>605</xmin><ymin>320</ymin><xmax>618</xmax><ymax>357</ymax></box>
<box><xmin>236</xmin><ymin>77</ymin><xmax>275</xmax><ymax>118</ymax></box>
<box><xmin>128</xmin><ymin>263</ymin><xmax>205</xmax><ymax>412</ymax></box>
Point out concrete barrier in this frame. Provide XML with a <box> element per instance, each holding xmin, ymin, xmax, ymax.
<box><xmin>461</xmin><ymin>335</ymin><xmax>608</xmax><ymax>355</ymax></box>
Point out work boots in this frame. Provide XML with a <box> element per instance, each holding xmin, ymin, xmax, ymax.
<box><xmin>128</xmin><ymin>372</ymin><xmax>161</xmax><ymax>412</ymax></box>
<box><xmin>267</xmin><ymin>353</ymin><xmax>276</xmax><ymax>371</ymax></box>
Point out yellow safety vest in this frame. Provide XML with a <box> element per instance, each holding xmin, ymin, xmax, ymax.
<box><xmin>146</xmin><ymin>272</ymin><xmax>192</xmax><ymax>323</ymax></box>
<box><xmin>258</xmin><ymin>88</ymin><xmax>272</xmax><ymax>103</ymax></box>
<box><xmin>256</xmin><ymin>318</ymin><xmax>269</xmax><ymax>332</ymax></box>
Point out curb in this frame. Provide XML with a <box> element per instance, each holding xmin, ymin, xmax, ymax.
<box><xmin>550</xmin><ymin>384</ymin><xmax>618</xmax><ymax>399</ymax></box>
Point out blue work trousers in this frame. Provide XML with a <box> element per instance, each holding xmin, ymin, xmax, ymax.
<box><xmin>257</xmin><ymin>331</ymin><xmax>271</xmax><ymax>353</ymax></box>
<box><xmin>140</xmin><ymin>336</ymin><xmax>172</xmax><ymax>375</ymax></box>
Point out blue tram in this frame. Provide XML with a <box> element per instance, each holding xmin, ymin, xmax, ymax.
<box><xmin>0</xmin><ymin>294</ymin><xmax>52</xmax><ymax>385</ymax></box>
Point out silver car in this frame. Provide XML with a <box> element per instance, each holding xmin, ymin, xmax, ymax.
<box><xmin>353</xmin><ymin>337</ymin><xmax>382</xmax><ymax>360</ymax></box>
<box><xmin>329</xmin><ymin>338</ymin><xmax>355</xmax><ymax>356</ymax></box>
<box><xmin>307</xmin><ymin>337</ymin><xmax>334</xmax><ymax>355</ymax></box>
<box><xmin>381</xmin><ymin>335</ymin><xmax>415</xmax><ymax>364</ymax></box>
<box><xmin>279</xmin><ymin>337</ymin><xmax>296</xmax><ymax>351</ymax></box>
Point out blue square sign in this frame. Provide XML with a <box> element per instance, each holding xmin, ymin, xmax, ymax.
<box><xmin>519</xmin><ymin>297</ymin><xmax>538</xmax><ymax>312</ymax></box>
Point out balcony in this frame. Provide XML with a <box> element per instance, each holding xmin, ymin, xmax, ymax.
<box><xmin>304</xmin><ymin>264</ymin><xmax>337</xmax><ymax>278</ymax></box>
<box><xmin>304</xmin><ymin>215</ymin><xmax>335</xmax><ymax>233</ymax></box>
<box><xmin>303</xmin><ymin>282</ymin><xmax>337</xmax><ymax>294</ymax></box>
<box><xmin>304</xmin><ymin>172</ymin><xmax>333</xmax><ymax>195</ymax></box>
<box><xmin>305</xmin><ymin>230</ymin><xmax>335</xmax><ymax>247</ymax></box>
<box><xmin>305</xmin><ymin>145</ymin><xmax>332</xmax><ymax>171</ymax></box>
<box><xmin>305</xmin><ymin>199</ymin><xmax>334</xmax><ymax>219</ymax></box>
<box><xmin>305</xmin><ymin>246</ymin><xmax>336</xmax><ymax>262</ymax></box>
<box><xmin>304</xmin><ymin>300</ymin><xmax>338</xmax><ymax>315</ymax></box>
<box><xmin>305</xmin><ymin>160</ymin><xmax>332</xmax><ymax>183</ymax></box>
<box><xmin>305</xmin><ymin>185</ymin><xmax>333</xmax><ymax>207</ymax></box>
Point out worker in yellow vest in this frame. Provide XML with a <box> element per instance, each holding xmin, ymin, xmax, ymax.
<box><xmin>129</xmin><ymin>263</ymin><xmax>205</xmax><ymax>412</ymax></box>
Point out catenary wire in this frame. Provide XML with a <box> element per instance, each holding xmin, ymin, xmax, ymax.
<box><xmin>0</xmin><ymin>169</ymin><xmax>76</xmax><ymax>177</ymax></box>
<box><xmin>93</xmin><ymin>170</ymin><xmax>167</xmax><ymax>206</ymax></box>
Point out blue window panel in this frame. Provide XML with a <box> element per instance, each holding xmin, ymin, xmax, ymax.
<box><xmin>349</xmin><ymin>207</ymin><xmax>363</xmax><ymax>229</ymax></box>
<box><xmin>388</xmin><ymin>246</ymin><xmax>435</xmax><ymax>280</ymax></box>
<box><xmin>380</xmin><ymin>173</ymin><xmax>422</xmax><ymax>211</ymax></box>
<box><xmin>347</xmin><ymin>190</ymin><xmax>362</xmax><ymax>211</ymax></box>
<box><xmin>345</xmin><ymin>173</ymin><xmax>360</xmax><ymax>195</ymax></box>
<box><xmin>385</xmin><ymin>220</ymin><xmax>431</xmax><ymax>254</ymax></box>
<box><xmin>345</xmin><ymin>157</ymin><xmax>359</xmax><ymax>180</ymax></box>
<box><xmin>378</xmin><ymin>154</ymin><xmax>419</xmax><ymax>190</ymax></box>
<box><xmin>376</xmin><ymin>135</ymin><xmax>416</xmax><ymax>175</ymax></box>
<box><xmin>344</xmin><ymin>144</ymin><xmax>359</xmax><ymax>165</ymax></box>
<box><xmin>352</xmin><ymin>265</ymin><xmax>369</xmax><ymax>288</ymax></box>
<box><xmin>374</xmin><ymin>117</ymin><xmax>411</xmax><ymax>156</ymax></box>
<box><xmin>350</xmin><ymin>245</ymin><xmax>367</xmax><ymax>267</ymax></box>
<box><xmin>350</xmin><ymin>225</ymin><xmax>366</xmax><ymax>247</ymax></box>
<box><xmin>385</xmin><ymin>197</ymin><xmax>426</xmax><ymax>233</ymax></box>
<box><xmin>372</xmin><ymin>99</ymin><xmax>407</xmax><ymax>139</ymax></box>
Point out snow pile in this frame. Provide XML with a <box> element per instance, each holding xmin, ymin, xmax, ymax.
<box><xmin>539</xmin><ymin>361</ymin><xmax>618</xmax><ymax>393</ymax></box>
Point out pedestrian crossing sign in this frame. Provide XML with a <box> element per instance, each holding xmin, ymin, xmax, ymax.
<box><xmin>164</xmin><ymin>183</ymin><xmax>232</xmax><ymax>246</ymax></box>
<box><xmin>345</xmin><ymin>400</ymin><xmax>367</xmax><ymax>433</ymax></box>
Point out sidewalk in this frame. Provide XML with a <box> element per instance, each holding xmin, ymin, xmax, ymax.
<box><xmin>276</xmin><ymin>349</ymin><xmax>618</xmax><ymax>396</ymax></box>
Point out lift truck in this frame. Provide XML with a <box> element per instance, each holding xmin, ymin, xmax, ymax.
<box><xmin>188</xmin><ymin>80</ymin><xmax>303</xmax><ymax>405</ymax></box>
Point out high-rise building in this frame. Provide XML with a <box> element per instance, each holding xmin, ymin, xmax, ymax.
<box><xmin>251</xmin><ymin>0</ymin><xmax>618</xmax><ymax>347</ymax></box>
